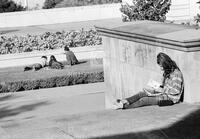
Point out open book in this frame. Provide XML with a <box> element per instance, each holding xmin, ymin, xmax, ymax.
<box><xmin>143</xmin><ymin>79</ymin><xmax>163</xmax><ymax>96</ymax></box>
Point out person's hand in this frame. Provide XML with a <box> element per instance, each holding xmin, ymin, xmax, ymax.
<box><xmin>143</xmin><ymin>86</ymin><xmax>155</xmax><ymax>94</ymax></box>
<box><xmin>154</xmin><ymin>87</ymin><xmax>163</xmax><ymax>94</ymax></box>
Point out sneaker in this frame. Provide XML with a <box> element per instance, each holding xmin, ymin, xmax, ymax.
<box><xmin>113</xmin><ymin>101</ymin><xmax>124</xmax><ymax>110</ymax></box>
<box><xmin>116</xmin><ymin>99</ymin><xmax>130</xmax><ymax>109</ymax></box>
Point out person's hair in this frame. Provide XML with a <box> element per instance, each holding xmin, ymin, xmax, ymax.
<box><xmin>64</xmin><ymin>46</ymin><xmax>70</xmax><ymax>51</ymax></box>
<box><xmin>157</xmin><ymin>52</ymin><xmax>180</xmax><ymax>84</ymax></box>
<box><xmin>41</xmin><ymin>56</ymin><xmax>47</xmax><ymax>59</ymax></box>
<box><xmin>49</xmin><ymin>55</ymin><xmax>57</xmax><ymax>66</ymax></box>
<box><xmin>50</xmin><ymin>55</ymin><xmax>57</xmax><ymax>62</ymax></box>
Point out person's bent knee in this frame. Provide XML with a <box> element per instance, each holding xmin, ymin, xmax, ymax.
<box><xmin>158</xmin><ymin>100</ymin><xmax>174</xmax><ymax>106</ymax></box>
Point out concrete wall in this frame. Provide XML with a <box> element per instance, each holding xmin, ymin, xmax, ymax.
<box><xmin>0</xmin><ymin>3</ymin><xmax>121</xmax><ymax>28</ymax></box>
<box><xmin>0</xmin><ymin>45</ymin><xmax>103</xmax><ymax>68</ymax></box>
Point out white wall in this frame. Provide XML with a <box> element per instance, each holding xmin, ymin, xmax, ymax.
<box><xmin>0</xmin><ymin>3</ymin><xmax>121</xmax><ymax>28</ymax></box>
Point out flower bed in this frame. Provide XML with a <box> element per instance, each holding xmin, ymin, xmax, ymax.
<box><xmin>0</xmin><ymin>59</ymin><xmax>104</xmax><ymax>93</ymax></box>
<box><xmin>0</xmin><ymin>29</ymin><xmax>102</xmax><ymax>55</ymax></box>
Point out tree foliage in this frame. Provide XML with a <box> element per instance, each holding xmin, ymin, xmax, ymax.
<box><xmin>120</xmin><ymin>0</ymin><xmax>171</xmax><ymax>22</ymax></box>
<box><xmin>0</xmin><ymin>0</ymin><xmax>25</xmax><ymax>13</ymax></box>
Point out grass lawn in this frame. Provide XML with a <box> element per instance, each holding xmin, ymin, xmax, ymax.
<box><xmin>0</xmin><ymin>59</ymin><xmax>103</xmax><ymax>82</ymax></box>
<box><xmin>0</xmin><ymin>59</ymin><xmax>104</xmax><ymax>93</ymax></box>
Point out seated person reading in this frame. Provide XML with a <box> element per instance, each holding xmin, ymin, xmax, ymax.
<box><xmin>116</xmin><ymin>52</ymin><xmax>184</xmax><ymax>109</ymax></box>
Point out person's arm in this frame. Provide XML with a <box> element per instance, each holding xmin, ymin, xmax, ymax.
<box><xmin>165</xmin><ymin>72</ymin><xmax>183</xmax><ymax>96</ymax></box>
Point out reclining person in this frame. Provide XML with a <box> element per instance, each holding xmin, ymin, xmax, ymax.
<box><xmin>24</xmin><ymin>56</ymin><xmax>48</xmax><ymax>71</ymax></box>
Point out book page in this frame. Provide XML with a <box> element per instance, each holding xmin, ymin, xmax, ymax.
<box><xmin>147</xmin><ymin>79</ymin><xmax>161</xmax><ymax>89</ymax></box>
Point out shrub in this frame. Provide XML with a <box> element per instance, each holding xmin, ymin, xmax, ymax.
<box><xmin>43</xmin><ymin>0</ymin><xmax>63</xmax><ymax>9</ymax></box>
<box><xmin>120</xmin><ymin>0</ymin><xmax>171</xmax><ymax>22</ymax></box>
<box><xmin>0</xmin><ymin>71</ymin><xmax>104</xmax><ymax>93</ymax></box>
<box><xmin>0</xmin><ymin>0</ymin><xmax>25</xmax><ymax>13</ymax></box>
<box><xmin>0</xmin><ymin>29</ymin><xmax>102</xmax><ymax>55</ymax></box>
<box><xmin>55</xmin><ymin>0</ymin><xmax>121</xmax><ymax>8</ymax></box>
<box><xmin>23</xmin><ymin>80</ymin><xmax>40</xmax><ymax>90</ymax></box>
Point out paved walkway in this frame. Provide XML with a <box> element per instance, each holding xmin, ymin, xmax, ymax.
<box><xmin>0</xmin><ymin>82</ymin><xmax>200</xmax><ymax>139</ymax></box>
<box><xmin>0</xmin><ymin>83</ymin><xmax>105</xmax><ymax>123</ymax></box>
<box><xmin>0</xmin><ymin>18</ymin><xmax>122</xmax><ymax>36</ymax></box>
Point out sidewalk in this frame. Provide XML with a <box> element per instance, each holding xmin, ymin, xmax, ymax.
<box><xmin>0</xmin><ymin>82</ymin><xmax>105</xmax><ymax>123</ymax></box>
<box><xmin>0</xmin><ymin>18</ymin><xmax>122</xmax><ymax>36</ymax></box>
<box><xmin>0</xmin><ymin>82</ymin><xmax>200</xmax><ymax>138</ymax></box>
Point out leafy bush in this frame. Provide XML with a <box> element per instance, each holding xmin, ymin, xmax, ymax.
<box><xmin>55</xmin><ymin>0</ymin><xmax>121</xmax><ymax>8</ymax></box>
<box><xmin>120</xmin><ymin>0</ymin><xmax>171</xmax><ymax>22</ymax></box>
<box><xmin>0</xmin><ymin>0</ymin><xmax>25</xmax><ymax>13</ymax></box>
<box><xmin>0</xmin><ymin>71</ymin><xmax>104</xmax><ymax>93</ymax></box>
<box><xmin>43</xmin><ymin>0</ymin><xmax>63</xmax><ymax>9</ymax></box>
<box><xmin>0</xmin><ymin>29</ymin><xmax>102</xmax><ymax>55</ymax></box>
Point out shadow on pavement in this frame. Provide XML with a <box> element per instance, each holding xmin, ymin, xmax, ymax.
<box><xmin>91</xmin><ymin>108</ymin><xmax>200</xmax><ymax>139</ymax></box>
<box><xmin>0</xmin><ymin>30</ymin><xmax>19</xmax><ymax>35</ymax></box>
<box><xmin>0</xmin><ymin>101</ymin><xmax>50</xmax><ymax>119</ymax></box>
<box><xmin>0</xmin><ymin>95</ymin><xmax>21</xmax><ymax>103</ymax></box>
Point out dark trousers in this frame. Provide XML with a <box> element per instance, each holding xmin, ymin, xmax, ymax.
<box><xmin>125</xmin><ymin>91</ymin><xmax>173</xmax><ymax>109</ymax></box>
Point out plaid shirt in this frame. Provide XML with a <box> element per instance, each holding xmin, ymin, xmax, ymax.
<box><xmin>162</xmin><ymin>69</ymin><xmax>184</xmax><ymax>103</ymax></box>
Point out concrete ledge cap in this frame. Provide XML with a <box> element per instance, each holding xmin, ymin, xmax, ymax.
<box><xmin>95</xmin><ymin>20</ymin><xmax>200</xmax><ymax>52</ymax></box>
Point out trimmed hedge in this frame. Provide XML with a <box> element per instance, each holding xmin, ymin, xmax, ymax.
<box><xmin>0</xmin><ymin>71</ymin><xmax>104</xmax><ymax>93</ymax></box>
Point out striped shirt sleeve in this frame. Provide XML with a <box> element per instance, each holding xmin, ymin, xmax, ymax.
<box><xmin>163</xmin><ymin>69</ymin><xmax>183</xmax><ymax>103</ymax></box>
